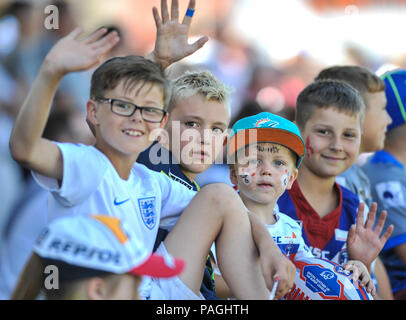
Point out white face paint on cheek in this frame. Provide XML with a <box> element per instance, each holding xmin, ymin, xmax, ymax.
<box><xmin>281</xmin><ymin>169</ymin><xmax>290</xmax><ymax>187</ymax></box>
<box><xmin>238</xmin><ymin>167</ymin><xmax>256</xmax><ymax>185</ymax></box>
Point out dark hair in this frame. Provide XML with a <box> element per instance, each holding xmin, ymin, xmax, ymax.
<box><xmin>90</xmin><ymin>55</ymin><xmax>170</xmax><ymax>109</ymax></box>
<box><xmin>295</xmin><ymin>79</ymin><xmax>365</xmax><ymax>129</ymax></box>
<box><xmin>315</xmin><ymin>66</ymin><xmax>385</xmax><ymax>109</ymax></box>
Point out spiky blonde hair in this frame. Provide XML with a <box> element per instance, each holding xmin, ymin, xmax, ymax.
<box><xmin>168</xmin><ymin>70</ymin><xmax>233</xmax><ymax>115</ymax></box>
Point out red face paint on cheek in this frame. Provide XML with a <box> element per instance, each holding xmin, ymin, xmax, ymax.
<box><xmin>306</xmin><ymin>136</ymin><xmax>314</xmax><ymax>158</ymax></box>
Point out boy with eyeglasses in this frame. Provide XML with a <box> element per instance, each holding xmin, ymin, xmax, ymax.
<box><xmin>9</xmin><ymin>1</ymin><xmax>294</xmax><ymax>300</ymax></box>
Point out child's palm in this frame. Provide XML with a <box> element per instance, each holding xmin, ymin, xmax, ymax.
<box><xmin>347</xmin><ymin>202</ymin><xmax>394</xmax><ymax>267</ymax></box>
<box><xmin>152</xmin><ymin>0</ymin><xmax>208</xmax><ymax>69</ymax></box>
<box><xmin>46</xmin><ymin>28</ymin><xmax>120</xmax><ymax>76</ymax></box>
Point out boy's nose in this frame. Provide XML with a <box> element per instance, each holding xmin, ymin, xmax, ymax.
<box><xmin>130</xmin><ymin>108</ymin><xmax>143</xmax><ymax>122</ymax></box>
<box><xmin>385</xmin><ymin>109</ymin><xmax>392</xmax><ymax>127</ymax></box>
<box><xmin>329</xmin><ymin>136</ymin><xmax>344</xmax><ymax>152</ymax></box>
<box><xmin>259</xmin><ymin>163</ymin><xmax>272</xmax><ymax>176</ymax></box>
<box><xmin>197</xmin><ymin>128</ymin><xmax>211</xmax><ymax>145</ymax></box>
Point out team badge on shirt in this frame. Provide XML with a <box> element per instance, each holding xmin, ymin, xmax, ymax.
<box><xmin>138</xmin><ymin>197</ymin><xmax>157</xmax><ymax>230</ymax></box>
<box><xmin>376</xmin><ymin>181</ymin><xmax>405</xmax><ymax>208</ymax></box>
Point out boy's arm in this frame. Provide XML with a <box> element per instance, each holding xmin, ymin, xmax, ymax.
<box><xmin>247</xmin><ymin>212</ymin><xmax>296</xmax><ymax>299</ymax></box>
<box><xmin>347</xmin><ymin>202</ymin><xmax>394</xmax><ymax>271</ymax></box>
<box><xmin>145</xmin><ymin>0</ymin><xmax>208</xmax><ymax>70</ymax></box>
<box><xmin>9</xmin><ymin>28</ymin><xmax>119</xmax><ymax>180</ymax></box>
<box><xmin>374</xmin><ymin>257</ymin><xmax>394</xmax><ymax>300</ymax></box>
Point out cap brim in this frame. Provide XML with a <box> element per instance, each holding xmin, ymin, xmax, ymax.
<box><xmin>228</xmin><ymin>128</ymin><xmax>305</xmax><ymax>160</ymax></box>
<box><xmin>129</xmin><ymin>253</ymin><xmax>185</xmax><ymax>278</ymax></box>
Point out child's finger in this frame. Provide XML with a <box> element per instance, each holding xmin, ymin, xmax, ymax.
<box><xmin>93</xmin><ymin>32</ymin><xmax>120</xmax><ymax>56</ymax></box>
<box><xmin>365</xmin><ymin>202</ymin><xmax>377</xmax><ymax>230</ymax></box>
<box><xmin>182</xmin><ymin>0</ymin><xmax>195</xmax><ymax>26</ymax></box>
<box><xmin>67</xmin><ymin>27</ymin><xmax>83</xmax><ymax>40</ymax></box>
<box><xmin>152</xmin><ymin>7</ymin><xmax>162</xmax><ymax>29</ymax></box>
<box><xmin>187</xmin><ymin>36</ymin><xmax>209</xmax><ymax>55</ymax></box>
<box><xmin>374</xmin><ymin>210</ymin><xmax>387</xmax><ymax>236</ymax></box>
<box><xmin>344</xmin><ymin>262</ymin><xmax>360</xmax><ymax>282</ymax></box>
<box><xmin>170</xmin><ymin>0</ymin><xmax>179</xmax><ymax>21</ymax></box>
<box><xmin>355</xmin><ymin>202</ymin><xmax>364</xmax><ymax>233</ymax></box>
<box><xmin>368</xmin><ymin>281</ymin><xmax>377</xmax><ymax>297</ymax></box>
<box><xmin>83</xmin><ymin>27</ymin><xmax>108</xmax><ymax>45</ymax></box>
<box><xmin>347</xmin><ymin>224</ymin><xmax>356</xmax><ymax>246</ymax></box>
<box><xmin>380</xmin><ymin>224</ymin><xmax>394</xmax><ymax>244</ymax></box>
<box><xmin>161</xmin><ymin>0</ymin><xmax>170</xmax><ymax>23</ymax></box>
<box><xmin>92</xmin><ymin>31</ymin><xmax>119</xmax><ymax>50</ymax></box>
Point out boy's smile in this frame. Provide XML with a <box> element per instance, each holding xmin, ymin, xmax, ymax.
<box><xmin>300</xmin><ymin>107</ymin><xmax>361</xmax><ymax>178</ymax></box>
<box><xmin>88</xmin><ymin>80</ymin><xmax>167</xmax><ymax>166</ymax></box>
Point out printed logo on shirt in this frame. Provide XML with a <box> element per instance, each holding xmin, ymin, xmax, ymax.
<box><xmin>376</xmin><ymin>181</ymin><xmax>405</xmax><ymax>208</ymax></box>
<box><xmin>138</xmin><ymin>197</ymin><xmax>157</xmax><ymax>230</ymax></box>
<box><xmin>114</xmin><ymin>198</ymin><xmax>130</xmax><ymax>206</ymax></box>
<box><xmin>309</xmin><ymin>246</ymin><xmax>330</xmax><ymax>260</ymax></box>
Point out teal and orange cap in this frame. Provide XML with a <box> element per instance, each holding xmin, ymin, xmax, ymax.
<box><xmin>228</xmin><ymin>112</ymin><xmax>305</xmax><ymax>168</ymax></box>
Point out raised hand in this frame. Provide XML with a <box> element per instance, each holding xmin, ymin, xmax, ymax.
<box><xmin>347</xmin><ymin>202</ymin><xmax>394</xmax><ymax>269</ymax></box>
<box><xmin>149</xmin><ymin>0</ymin><xmax>208</xmax><ymax>69</ymax></box>
<box><xmin>44</xmin><ymin>27</ymin><xmax>120</xmax><ymax>77</ymax></box>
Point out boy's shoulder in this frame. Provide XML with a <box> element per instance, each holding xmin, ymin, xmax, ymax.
<box><xmin>337</xmin><ymin>164</ymin><xmax>372</xmax><ymax>207</ymax></box>
<box><xmin>362</xmin><ymin>150</ymin><xmax>405</xmax><ymax>173</ymax></box>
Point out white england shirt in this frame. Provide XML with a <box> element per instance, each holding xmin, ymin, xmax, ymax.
<box><xmin>32</xmin><ymin>143</ymin><xmax>196</xmax><ymax>253</ymax></box>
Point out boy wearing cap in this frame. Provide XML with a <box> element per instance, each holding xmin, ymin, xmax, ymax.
<box><xmin>9</xmin><ymin>1</ymin><xmax>293</xmax><ymax>300</ymax></box>
<box><xmin>314</xmin><ymin>65</ymin><xmax>394</xmax><ymax>299</ymax></box>
<box><xmin>362</xmin><ymin>69</ymin><xmax>406</xmax><ymax>299</ymax></box>
<box><xmin>215</xmin><ymin>111</ymin><xmax>375</xmax><ymax>299</ymax></box>
<box><xmin>12</xmin><ymin>214</ymin><xmax>184</xmax><ymax>300</ymax></box>
<box><xmin>277</xmin><ymin>80</ymin><xmax>393</xmax><ymax>275</ymax></box>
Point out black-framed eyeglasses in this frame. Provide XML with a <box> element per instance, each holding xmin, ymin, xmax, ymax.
<box><xmin>94</xmin><ymin>97</ymin><xmax>167</xmax><ymax>123</ymax></box>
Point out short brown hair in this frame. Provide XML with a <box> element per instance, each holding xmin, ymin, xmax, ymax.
<box><xmin>90</xmin><ymin>55</ymin><xmax>170</xmax><ymax>109</ymax></box>
<box><xmin>315</xmin><ymin>66</ymin><xmax>385</xmax><ymax>109</ymax></box>
<box><xmin>295</xmin><ymin>79</ymin><xmax>365</xmax><ymax>129</ymax></box>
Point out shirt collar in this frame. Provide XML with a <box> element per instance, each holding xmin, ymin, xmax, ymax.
<box><xmin>370</xmin><ymin>150</ymin><xmax>404</xmax><ymax>169</ymax></box>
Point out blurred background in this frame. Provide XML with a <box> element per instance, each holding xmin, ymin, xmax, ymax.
<box><xmin>1</xmin><ymin>0</ymin><xmax>406</xmax><ymax>298</ymax></box>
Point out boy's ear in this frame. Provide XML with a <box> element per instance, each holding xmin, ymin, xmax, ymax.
<box><xmin>286</xmin><ymin>168</ymin><xmax>298</xmax><ymax>190</ymax></box>
<box><xmin>86</xmin><ymin>99</ymin><xmax>100</xmax><ymax>126</ymax></box>
<box><xmin>86</xmin><ymin>277</ymin><xmax>106</xmax><ymax>300</ymax></box>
